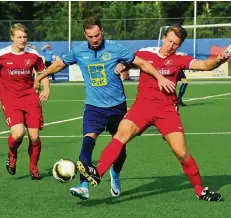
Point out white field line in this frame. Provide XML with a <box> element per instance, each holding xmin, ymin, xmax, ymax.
<box><xmin>0</xmin><ymin>92</ymin><xmax>230</xmax><ymax>135</ymax></box>
<box><xmin>48</xmin><ymin>93</ymin><xmax>231</xmax><ymax>103</ymax></box>
<box><xmin>184</xmin><ymin>93</ymin><xmax>231</xmax><ymax>102</ymax></box>
<box><xmin>0</xmin><ymin>131</ymin><xmax>231</xmax><ymax>139</ymax></box>
<box><xmin>0</xmin><ymin>116</ymin><xmax>83</xmax><ymax>135</ymax></box>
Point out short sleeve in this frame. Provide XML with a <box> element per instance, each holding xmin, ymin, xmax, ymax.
<box><xmin>117</xmin><ymin>44</ymin><xmax>135</xmax><ymax>64</ymax></box>
<box><xmin>63</xmin><ymin>49</ymin><xmax>78</xmax><ymax>66</ymax></box>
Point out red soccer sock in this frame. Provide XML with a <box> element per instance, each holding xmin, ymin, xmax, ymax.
<box><xmin>97</xmin><ymin>138</ymin><xmax>124</xmax><ymax>177</ymax></box>
<box><xmin>8</xmin><ymin>135</ymin><xmax>22</xmax><ymax>157</ymax></box>
<box><xmin>181</xmin><ymin>155</ymin><xmax>203</xmax><ymax>196</ymax></box>
<box><xmin>28</xmin><ymin>140</ymin><xmax>41</xmax><ymax>170</ymax></box>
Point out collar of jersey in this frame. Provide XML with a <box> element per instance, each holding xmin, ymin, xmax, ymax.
<box><xmin>10</xmin><ymin>45</ymin><xmax>25</xmax><ymax>55</ymax></box>
<box><xmin>88</xmin><ymin>39</ymin><xmax>105</xmax><ymax>51</ymax></box>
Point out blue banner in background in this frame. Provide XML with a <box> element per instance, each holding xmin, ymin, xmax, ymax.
<box><xmin>1</xmin><ymin>38</ymin><xmax>230</xmax><ymax>81</ymax></box>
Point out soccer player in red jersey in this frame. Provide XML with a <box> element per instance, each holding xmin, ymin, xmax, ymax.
<box><xmin>0</xmin><ymin>23</ymin><xmax>50</xmax><ymax>180</ymax></box>
<box><xmin>76</xmin><ymin>24</ymin><xmax>230</xmax><ymax>201</ymax></box>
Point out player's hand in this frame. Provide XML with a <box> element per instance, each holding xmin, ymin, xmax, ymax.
<box><xmin>158</xmin><ymin>76</ymin><xmax>175</xmax><ymax>93</ymax></box>
<box><xmin>34</xmin><ymin>79</ymin><xmax>41</xmax><ymax>93</ymax></box>
<box><xmin>115</xmin><ymin>63</ymin><xmax>126</xmax><ymax>74</ymax></box>
<box><xmin>39</xmin><ymin>89</ymin><xmax>50</xmax><ymax>102</ymax></box>
<box><xmin>216</xmin><ymin>53</ymin><xmax>230</xmax><ymax>64</ymax></box>
<box><xmin>216</xmin><ymin>45</ymin><xmax>231</xmax><ymax>64</ymax></box>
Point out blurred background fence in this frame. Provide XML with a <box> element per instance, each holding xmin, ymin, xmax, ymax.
<box><xmin>0</xmin><ymin>17</ymin><xmax>231</xmax><ymax>41</ymax></box>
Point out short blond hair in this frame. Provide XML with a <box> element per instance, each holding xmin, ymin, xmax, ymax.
<box><xmin>10</xmin><ymin>23</ymin><xmax>28</xmax><ymax>36</ymax></box>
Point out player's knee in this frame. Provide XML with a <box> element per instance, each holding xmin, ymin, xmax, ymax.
<box><xmin>176</xmin><ymin>151</ymin><xmax>190</xmax><ymax>162</ymax></box>
<box><xmin>11</xmin><ymin>131</ymin><xmax>25</xmax><ymax>141</ymax></box>
<box><xmin>29</xmin><ymin>135</ymin><xmax>40</xmax><ymax>144</ymax></box>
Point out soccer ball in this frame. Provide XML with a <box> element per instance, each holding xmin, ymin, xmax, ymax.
<box><xmin>52</xmin><ymin>159</ymin><xmax>77</xmax><ymax>182</ymax></box>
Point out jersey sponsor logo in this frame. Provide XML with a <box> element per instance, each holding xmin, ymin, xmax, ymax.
<box><xmin>164</xmin><ymin>59</ymin><xmax>172</xmax><ymax>66</ymax></box>
<box><xmin>7</xmin><ymin>69</ymin><xmax>31</xmax><ymax>75</ymax></box>
<box><xmin>24</xmin><ymin>59</ymin><xmax>32</xmax><ymax>67</ymax></box>
<box><xmin>158</xmin><ymin>68</ymin><xmax>171</xmax><ymax>75</ymax></box>
<box><xmin>88</xmin><ymin>63</ymin><xmax>108</xmax><ymax>87</ymax></box>
<box><xmin>102</xmin><ymin>52</ymin><xmax>112</xmax><ymax>61</ymax></box>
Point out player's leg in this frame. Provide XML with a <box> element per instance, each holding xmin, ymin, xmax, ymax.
<box><xmin>24</xmin><ymin>98</ymin><xmax>43</xmax><ymax>180</ymax></box>
<box><xmin>107</xmin><ymin>102</ymin><xmax>128</xmax><ymax>196</ymax></box>
<box><xmin>77</xmin><ymin>118</ymin><xmax>140</xmax><ymax>187</ymax></box>
<box><xmin>70</xmin><ymin>104</ymin><xmax>105</xmax><ymax>200</ymax></box>
<box><xmin>156</xmin><ymin>106</ymin><xmax>222</xmax><ymax>201</ymax></box>
<box><xmin>178</xmin><ymin>77</ymin><xmax>188</xmax><ymax>106</ymax></box>
<box><xmin>77</xmin><ymin>99</ymin><xmax>151</xmax><ymax>187</ymax></box>
<box><xmin>165</xmin><ymin>132</ymin><xmax>222</xmax><ymax>201</ymax></box>
<box><xmin>6</xmin><ymin>124</ymin><xmax>25</xmax><ymax>175</ymax></box>
<box><xmin>27</xmin><ymin>128</ymin><xmax>41</xmax><ymax>180</ymax></box>
<box><xmin>1</xmin><ymin>100</ymin><xmax>25</xmax><ymax>175</ymax></box>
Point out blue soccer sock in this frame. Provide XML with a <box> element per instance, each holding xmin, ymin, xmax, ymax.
<box><xmin>178</xmin><ymin>83</ymin><xmax>188</xmax><ymax>100</ymax></box>
<box><xmin>79</xmin><ymin>136</ymin><xmax>95</xmax><ymax>183</ymax></box>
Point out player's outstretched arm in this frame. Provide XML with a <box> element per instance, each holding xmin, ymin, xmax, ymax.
<box><xmin>132</xmin><ymin>56</ymin><xmax>175</xmax><ymax>93</ymax></box>
<box><xmin>34</xmin><ymin>60</ymin><xmax>66</xmax><ymax>91</ymax></box>
<box><xmin>190</xmin><ymin>45</ymin><xmax>231</xmax><ymax>71</ymax></box>
<box><xmin>39</xmin><ymin>77</ymin><xmax>50</xmax><ymax>102</ymax></box>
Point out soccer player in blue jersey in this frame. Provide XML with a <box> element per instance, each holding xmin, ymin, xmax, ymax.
<box><xmin>41</xmin><ymin>43</ymin><xmax>56</xmax><ymax>82</ymax></box>
<box><xmin>34</xmin><ymin>17</ymin><xmax>175</xmax><ymax>200</ymax></box>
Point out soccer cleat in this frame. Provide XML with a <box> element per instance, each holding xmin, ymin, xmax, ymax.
<box><xmin>6</xmin><ymin>154</ymin><xmax>17</xmax><ymax>175</ymax></box>
<box><xmin>70</xmin><ymin>185</ymin><xmax>89</xmax><ymax>201</ymax></box>
<box><xmin>30</xmin><ymin>168</ymin><xmax>41</xmax><ymax>180</ymax></box>
<box><xmin>76</xmin><ymin>161</ymin><xmax>101</xmax><ymax>187</ymax></box>
<box><xmin>198</xmin><ymin>187</ymin><xmax>223</xmax><ymax>202</ymax></box>
<box><xmin>110</xmin><ymin>168</ymin><xmax>121</xmax><ymax>197</ymax></box>
<box><xmin>178</xmin><ymin>100</ymin><xmax>187</xmax><ymax>106</ymax></box>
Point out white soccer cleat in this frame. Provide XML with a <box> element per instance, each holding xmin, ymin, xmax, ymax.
<box><xmin>110</xmin><ymin>168</ymin><xmax>121</xmax><ymax>197</ymax></box>
<box><xmin>70</xmin><ymin>186</ymin><xmax>89</xmax><ymax>200</ymax></box>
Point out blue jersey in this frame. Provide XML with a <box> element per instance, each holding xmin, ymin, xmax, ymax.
<box><xmin>43</xmin><ymin>48</ymin><xmax>54</xmax><ymax>62</ymax></box>
<box><xmin>63</xmin><ymin>40</ymin><xmax>135</xmax><ymax>107</ymax></box>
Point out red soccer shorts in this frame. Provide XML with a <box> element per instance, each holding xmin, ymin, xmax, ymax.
<box><xmin>1</xmin><ymin>93</ymin><xmax>44</xmax><ymax>130</ymax></box>
<box><xmin>124</xmin><ymin>98</ymin><xmax>184</xmax><ymax>137</ymax></box>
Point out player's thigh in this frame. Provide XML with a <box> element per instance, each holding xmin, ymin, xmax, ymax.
<box><xmin>24</xmin><ymin>104</ymin><xmax>44</xmax><ymax>130</ymax></box>
<box><xmin>165</xmin><ymin>132</ymin><xmax>189</xmax><ymax>161</ymax></box>
<box><xmin>114</xmin><ymin>119</ymin><xmax>140</xmax><ymax>143</ymax></box>
<box><xmin>83</xmin><ymin>105</ymin><xmax>107</xmax><ymax>135</ymax></box>
<box><xmin>155</xmin><ymin>105</ymin><xmax>184</xmax><ymax>137</ymax></box>
<box><xmin>1</xmin><ymin>103</ymin><xmax>25</xmax><ymax>128</ymax></box>
<box><xmin>106</xmin><ymin>102</ymin><xmax>127</xmax><ymax>135</ymax></box>
<box><xmin>11</xmin><ymin>124</ymin><xmax>26</xmax><ymax>139</ymax></box>
<box><xmin>124</xmin><ymin>99</ymin><xmax>152</xmax><ymax>135</ymax></box>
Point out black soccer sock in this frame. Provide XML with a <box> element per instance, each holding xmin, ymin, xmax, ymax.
<box><xmin>112</xmin><ymin>145</ymin><xmax>127</xmax><ymax>174</ymax></box>
<box><xmin>79</xmin><ymin>136</ymin><xmax>95</xmax><ymax>183</ymax></box>
<box><xmin>178</xmin><ymin>83</ymin><xmax>188</xmax><ymax>100</ymax></box>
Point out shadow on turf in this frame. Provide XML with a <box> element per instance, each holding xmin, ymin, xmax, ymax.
<box><xmin>14</xmin><ymin>167</ymin><xmax>53</xmax><ymax>180</ymax></box>
<box><xmin>77</xmin><ymin>174</ymin><xmax>231</xmax><ymax>206</ymax></box>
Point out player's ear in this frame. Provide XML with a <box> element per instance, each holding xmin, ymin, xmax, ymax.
<box><xmin>10</xmin><ymin>35</ymin><xmax>14</xmax><ymax>41</ymax></box>
<box><xmin>101</xmin><ymin>28</ymin><xmax>104</xmax><ymax>36</ymax></box>
<box><xmin>162</xmin><ymin>35</ymin><xmax>166</xmax><ymax>44</ymax></box>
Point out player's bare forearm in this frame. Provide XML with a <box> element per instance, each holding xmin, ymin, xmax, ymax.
<box><xmin>132</xmin><ymin>56</ymin><xmax>162</xmax><ymax>80</ymax></box>
<box><xmin>37</xmin><ymin>60</ymin><xmax>65</xmax><ymax>82</ymax></box>
<box><xmin>39</xmin><ymin>77</ymin><xmax>50</xmax><ymax>102</ymax></box>
<box><xmin>132</xmin><ymin>56</ymin><xmax>175</xmax><ymax>93</ymax></box>
<box><xmin>41</xmin><ymin>76</ymin><xmax>50</xmax><ymax>90</ymax></box>
<box><xmin>191</xmin><ymin>47</ymin><xmax>230</xmax><ymax>71</ymax></box>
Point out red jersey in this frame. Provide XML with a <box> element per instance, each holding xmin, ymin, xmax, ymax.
<box><xmin>0</xmin><ymin>46</ymin><xmax>45</xmax><ymax>98</ymax></box>
<box><xmin>136</xmin><ymin>47</ymin><xmax>195</xmax><ymax>104</ymax></box>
